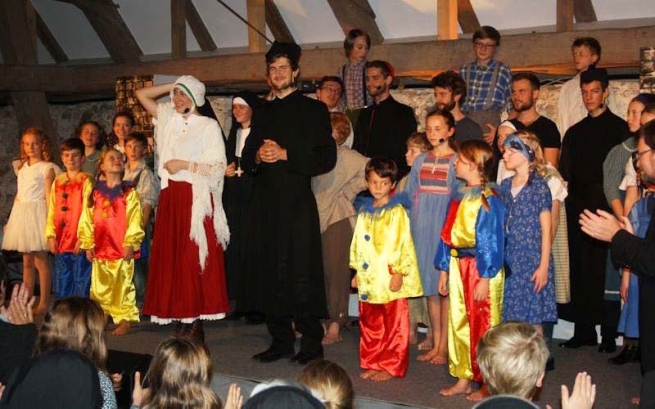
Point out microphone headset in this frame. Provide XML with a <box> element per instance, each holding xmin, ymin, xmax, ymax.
<box><xmin>183</xmin><ymin>107</ymin><xmax>191</xmax><ymax>114</ymax></box>
<box><xmin>438</xmin><ymin>138</ymin><xmax>445</xmax><ymax>143</ymax></box>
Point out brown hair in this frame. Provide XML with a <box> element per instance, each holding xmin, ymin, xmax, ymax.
<box><xmin>425</xmin><ymin>108</ymin><xmax>458</xmax><ymax>150</ymax></box>
<box><xmin>330</xmin><ymin>112</ymin><xmax>351</xmax><ymax>146</ymax></box>
<box><xmin>343</xmin><ymin>29</ymin><xmax>371</xmax><ymax>58</ymax></box>
<box><xmin>143</xmin><ymin>337</ymin><xmax>221</xmax><ymax>409</ymax></box>
<box><xmin>35</xmin><ymin>297</ymin><xmax>107</xmax><ymax>371</ymax></box>
<box><xmin>18</xmin><ymin>126</ymin><xmax>54</xmax><ymax>169</ymax></box>
<box><xmin>298</xmin><ymin>360</ymin><xmax>354</xmax><ymax>409</ymax></box>
<box><xmin>458</xmin><ymin>140</ymin><xmax>495</xmax><ymax>210</ymax></box>
<box><xmin>406</xmin><ymin>132</ymin><xmax>431</xmax><ymax>152</ymax></box>
<box><xmin>365</xmin><ymin>157</ymin><xmax>398</xmax><ymax>183</ymax></box>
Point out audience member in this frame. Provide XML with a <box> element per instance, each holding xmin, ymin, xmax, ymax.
<box><xmin>0</xmin><ymin>283</ymin><xmax>36</xmax><ymax>384</ymax></box>
<box><xmin>298</xmin><ymin>359</ymin><xmax>354</xmax><ymax>409</ymax></box>
<box><xmin>244</xmin><ymin>384</ymin><xmax>325</xmax><ymax>409</ymax></box>
<box><xmin>431</xmin><ymin>70</ymin><xmax>483</xmax><ymax>143</ymax></box>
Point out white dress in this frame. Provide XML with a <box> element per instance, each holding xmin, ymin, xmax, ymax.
<box><xmin>2</xmin><ymin>161</ymin><xmax>60</xmax><ymax>252</ymax></box>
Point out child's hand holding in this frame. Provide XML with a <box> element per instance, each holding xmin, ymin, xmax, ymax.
<box><xmin>389</xmin><ymin>273</ymin><xmax>403</xmax><ymax>292</ymax></box>
<box><xmin>438</xmin><ymin>271</ymin><xmax>449</xmax><ymax>296</ymax></box>
<box><xmin>225</xmin><ymin>162</ymin><xmax>236</xmax><ymax>177</ymax></box>
<box><xmin>473</xmin><ymin>278</ymin><xmax>489</xmax><ymax>301</ymax></box>
<box><xmin>48</xmin><ymin>238</ymin><xmax>58</xmax><ymax>255</ymax></box>
<box><xmin>123</xmin><ymin>246</ymin><xmax>135</xmax><ymax>261</ymax></box>
<box><xmin>531</xmin><ymin>265</ymin><xmax>548</xmax><ymax>293</ymax></box>
<box><xmin>86</xmin><ymin>249</ymin><xmax>95</xmax><ymax>262</ymax></box>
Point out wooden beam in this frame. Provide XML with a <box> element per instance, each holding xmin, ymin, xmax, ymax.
<box><xmin>247</xmin><ymin>0</ymin><xmax>267</xmax><ymax>53</ymax></box>
<box><xmin>11</xmin><ymin>92</ymin><xmax>57</xmax><ymax>142</ymax></box>
<box><xmin>0</xmin><ymin>0</ymin><xmax>37</xmax><ymax>64</ymax></box>
<box><xmin>557</xmin><ymin>0</ymin><xmax>574</xmax><ymax>32</ymax></box>
<box><xmin>437</xmin><ymin>0</ymin><xmax>458</xmax><ymax>40</ymax></box>
<box><xmin>171</xmin><ymin>0</ymin><xmax>186</xmax><ymax>59</ymax></box>
<box><xmin>185</xmin><ymin>0</ymin><xmax>217</xmax><ymax>52</ymax></box>
<box><xmin>327</xmin><ymin>0</ymin><xmax>384</xmax><ymax>45</ymax></box>
<box><xmin>55</xmin><ymin>0</ymin><xmax>142</xmax><ymax>63</ymax></box>
<box><xmin>1</xmin><ymin>26</ymin><xmax>653</xmax><ymax>94</ymax></box>
<box><xmin>457</xmin><ymin>0</ymin><xmax>480</xmax><ymax>34</ymax></box>
<box><xmin>264</xmin><ymin>0</ymin><xmax>294</xmax><ymax>43</ymax></box>
<box><xmin>35</xmin><ymin>10</ymin><xmax>69</xmax><ymax>63</ymax></box>
<box><xmin>574</xmin><ymin>0</ymin><xmax>597</xmax><ymax>23</ymax></box>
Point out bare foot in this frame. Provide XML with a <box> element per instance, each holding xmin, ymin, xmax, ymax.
<box><xmin>466</xmin><ymin>384</ymin><xmax>490</xmax><ymax>402</ymax></box>
<box><xmin>429</xmin><ymin>350</ymin><xmax>448</xmax><ymax>365</ymax></box>
<box><xmin>360</xmin><ymin>370</ymin><xmax>380</xmax><ymax>379</ymax></box>
<box><xmin>631</xmin><ymin>396</ymin><xmax>640</xmax><ymax>405</ymax></box>
<box><xmin>112</xmin><ymin>321</ymin><xmax>131</xmax><ymax>336</ymax></box>
<box><xmin>322</xmin><ymin>323</ymin><xmax>343</xmax><ymax>345</ymax></box>
<box><xmin>371</xmin><ymin>371</ymin><xmax>394</xmax><ymax>382</ymax></box>
<box><xmin>417</xmin><ymin>347</ymin><xmax>439</xmax><ymax>362</ymax></box>
<box><xmin>440</xmin><ymin>379</ymin><xmax>472</xmax><ymax>396</ymax></box>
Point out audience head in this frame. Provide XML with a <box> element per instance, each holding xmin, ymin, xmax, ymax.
<box><xmin>316</xmin><ymin>76</ymin><xmax>344</xmax><ymax>110</ymax></box>
<box><xmin>571</xmin><ymin>37</ymin><xmax>601</xmax><ymax>71</ymax></box>
<box><xmin>245</xmin><ymin>383</ymin><xmax>325</xmax><ymax>409</ymax></box>
<box><xmin>431</xmin><ymin>71</ymin><xmax>467</xmax><ymax>112</ymax></box>
<box><xmin>343</xmin><ymin>28</ymin><xmax>371</xmax><ymax>60</ymax></box>
<box><xmin>143</xmin><ymin>336</ymin><xmax>220</xmax><ymax>409</ymax></box>
<box><xmin>477</xmin><ymin>322</ymin><xmax>549</xmax><ymax>400</ymax></box>
<box><xmin>19</xmin><ymin>126</ymin><xmax>53</xmax><ymax>165</ymax></box>
<box><xmin>36</xmin><ymin>297</ymin><xmax>108</xmax><ymax>370</ymax></box>
<box><xmin>298</xmin><ymin>359</ymin><xmax>354</xmax><ymax>409</ymax></box>
<box><xmin>0</xmin><ymin>349</ymin><xmax>102</xmax><ymax>409</ymax></box>
<box><xmin>329</xmin><ymin>112</ymin><xmax>351</xmax><ymax>146</ymax></box>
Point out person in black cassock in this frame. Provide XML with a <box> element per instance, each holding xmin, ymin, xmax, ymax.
<box><xmin>240</xmin><ymin>41</ymin><xmax>337</xmax><ymax>364</ymax></box>
<box><xmin>558</xmin><ymin>66</ymin><xmax>630</xmax><ymax>351</ymax></box>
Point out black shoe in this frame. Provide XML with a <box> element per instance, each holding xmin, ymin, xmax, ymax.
<box><xmin>598</xmin><ymin>338</ymin><xmax>617</xmax><ymax>353</ymax></box>
<box><xmin>608</xmin><ymin>345</ymin><xmax>638</xmax><ymax>364</ymax></box>
<box><xmin>559</xmin><ymin>337</ymin><xmax>597</xmax><ymax>349</ymax></box>
<box><xmin>545</xmin><ymin>356</ymin><xmax>555</xmax><ymax>371</ymax></box>
<box><xmin>252</xmin><ymin>347</ymin><xmax>294</xmax><ymax>363</ymax></box>
<box><xmin>289</xmin><ymin>350</ymin><xmax>324</xmax><ymax>365</ymax></box>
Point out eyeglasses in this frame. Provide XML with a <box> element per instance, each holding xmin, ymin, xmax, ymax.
<box><xmin>632</xmin><ymin>148</ymin><xmax>653</xmax><ymax>168</ymax></box>
<box><xmin>320</xmin><ymin>85</ymin><xmax>342</xmax><ymax>95</ymax></box>
<box><xmin>474</xmin><ymin>42</ymin><xmax>496</xmax><ymax>50</ymax></box>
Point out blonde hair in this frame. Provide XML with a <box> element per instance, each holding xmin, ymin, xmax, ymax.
<box><xmin>88</xmin><ymin>147</ymin><xmax>127</xmax><ymax>207</ymax></box>
<box><xmin>144</xmin><ymin>337</ymin><xmax>221</xmax><ymax>409</ymax></box>
<box><xmin>18</xmin><ymin>126</ymin><xmax>53</xmax><ymax>169</ymax></box>
<box><xmin>330</xmin><ymin>112</ymin><xmax>351</xmax><ymax>146</ymax></box>
<box><xmin>35</xmin><ymin>297</ymin><xmax>107</xmax><ymax>371</ymax></box>
<box><xmin>298</xmin><ymin>360</ymin><xmax>354</xmax><ymax>409</ymax></box>
<box><xmin>514</xmin><ymin>130</ymin><xmax>548</xmax><ymax>178</ymax></box>
<box><xmin>406</xmin><ymin>132</ymin><xmax>431</xmax><ymax>152</ymax></box>
<box><xmin>477</xmin><ymin>322</ymin><xmax>549</xmax><ymax>400</ymax></box>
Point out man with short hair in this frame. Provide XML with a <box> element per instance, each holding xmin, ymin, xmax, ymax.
<box><xmin>353</xmin><ymin>60</ymin><xmax>417</xmax><ymax>174</ymax></box>
<box><xmin>316</xmin><ymin>76</ymin><xmax>353</xmax><ymax>148</ymax></box>
<box><xmin>509</xmin><ymin>73</ymin><xmax>561</xmax><ymax>167</ymax></box>
<box><xmin>241</xmin><ymin>41</ymin><xmax>337</xmax><ymax>365</ymax></box>
<box><xmin>431</xmin><ymin>71</ymin><xmax>483</xmax><ymax>143</ymax></box>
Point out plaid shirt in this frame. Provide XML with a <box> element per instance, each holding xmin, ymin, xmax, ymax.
<box><xmin>339</xmin><ymin>59</ymin><xmax>373</xmax><ymax>109</ymax></box>
<box><xmin>123</xmin><ymin>160</ymin><xmax>159</xmax><ymax>209</ymax></box>
<box><xmin>460</xmin><ymin>59</ymin><xmax>512</xmax><ymax>113</ymax></box>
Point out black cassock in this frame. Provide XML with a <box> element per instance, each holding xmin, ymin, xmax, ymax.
<box><xmin>240</xmin><ymin>90</ymin><xmax>336</xmax><ymax>317</ymax></box>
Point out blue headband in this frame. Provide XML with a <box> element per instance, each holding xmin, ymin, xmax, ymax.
<box><xmin>504</xmin><ymin>134</ymin><xmax>535</xmax><ymax>162</ymax></box>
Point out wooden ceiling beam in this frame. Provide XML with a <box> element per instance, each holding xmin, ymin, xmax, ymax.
<box><xmin>1</xmin><ymin>26</ymin><xmax>652</xmax><ymax>94</ymax></box>
<box><xmin>574</xmin><ymin>0</ymin><xmax>597</xmax><ymax>23</ymax></box>
<box><xmin>437</xmin><ymin>0</ymin><xmax>458</xmax><ymax>40</ymax></box>
<box><xmin>171</xmin><ymin>0</ymin><xmax>187</xmax><ymax>59</ymax></box>
<box><xmin>264</xmin><ymin>0</ymin><xmax>294</xmax><ymax>43</ymax></box>
<box><xmin>185</xmin><ymin>0</ymin><xmax>217</xmax><ymax>52</ymax></box>
<box><xmin>35</xmin><ymin>10</ymin><xmax>69</xmax><ymax>63</ymax></box>
<box><xmin>55</xmin><ymin>0</ymin><xmax>142</xmax><ymax>63</ymax></box>
<box><xmin>327</xmin><ymin>0</ymin><xmax>384</xmax><ymax>45</ymax></box>
<box><xmin>556</xmin><ymin>0</ymin><xmax>574</xmax><ymax>32</ymax></box>
<box><xmin>457</xmin><ymin>0</ymin><xmax>480</xmax><ymax>34</ymax></box>
<box><xmin>247</xmin><ymin>0</ymin><xmax>267</xmax><ymax>53</ymax></box>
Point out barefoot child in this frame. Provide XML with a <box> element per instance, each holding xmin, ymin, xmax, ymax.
<box><xmin>350</xmin><ymin>158</ymin><xmax>423</xmax><ymax>381</ymax></box>
<box><xmin>436</xmin><ymin>140</ymin><xmax>505</xmax><ymax>400</ymax></box>
<box><xmin>404</xmin><ymin>109</ymin><xmax>458</xmax><ymax>365</ymax></box>
<box><xmin>2</xmin><ymin>127</ymin><xmax>60</xmax><ymax>314</ymax></box>
<box><xmin>78</xmin><ymin>148</ymin><xmax>144</xmax><ymax>336</ymax></box>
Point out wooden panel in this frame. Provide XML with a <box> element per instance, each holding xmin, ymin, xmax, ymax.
<box><xmin>185</xmin><ymin>0</ymin><xmax>217</xmax><ymax>52</ymax></box>
<box><xmin>574</xmin><ymin>0</ymin><xmax>597</xmax><ymax>23</ymax></box>
<box><xmin>171</xmin><ymin>0</ymin><xmax>187</xmax><ymax>59</ymax></box>
<box><xmin>247</xmin><ymin>0</ymin><xmax>267</xmax><ymax>53</ymax></box>
<box><xmin>35</xmin><ymin>10</ymin><xmax>68</xmax><ymax>63</ymax></box>
<box><xmin>457</xmin><ymin>0</ymin><xmax>479</xmax><ymax>34</ymax></box>
<box><xmin>327</xmin><ymin>0</ymin><xmax>384</xmax><ymax>45</ymax></box>
<box><xmin>1</xmin><ymin>26</ymin><xmax>653</xmax><ymax>94</ymax></box>
<box><xmin>438</xmin><ymin>0</ymin><xmax>458</xmax><ymax>40</ymax></box>
<box><xmin>557</xmin><ymin>0</ymin><xmax>574</xmax><ymax>32</ymax></box>
<box><xmin>264</xmin><ymin>0</ymin><xmax>294</xmax><ymax>43</ymax></box>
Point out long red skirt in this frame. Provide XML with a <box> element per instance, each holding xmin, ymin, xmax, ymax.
<box><xmin>143</xmin><ymin>181</ymin><xmax>229</xmax><ymax>324</ymax></box>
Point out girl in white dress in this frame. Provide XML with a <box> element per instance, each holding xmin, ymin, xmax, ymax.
<box><xmin>2</xmin><ymin>127</ymin><xmax>60</xmax><ymax>314</ymax></box>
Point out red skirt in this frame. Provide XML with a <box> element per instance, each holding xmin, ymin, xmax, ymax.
<box><xmin>143</xmin><ymin>181</ymin><xmax>229</xmax><ymax>323</ymax></box>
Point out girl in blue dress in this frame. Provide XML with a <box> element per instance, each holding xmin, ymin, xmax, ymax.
<box><xmin>499</xmin><ymin>131</ymin><xmax>557</xmax><ymax>333</ymax></box>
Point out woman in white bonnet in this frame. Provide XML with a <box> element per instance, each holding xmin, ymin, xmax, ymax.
<box><xmin>136</xmin><ymin>75</ymin><xmax>230</xmax><ymax>342</ymax></box>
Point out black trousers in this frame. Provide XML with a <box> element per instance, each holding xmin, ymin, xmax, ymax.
<box><xmin>265</xmin><ymin>313</ymin><xmax>323</xmax><ymax>355</ymax></box>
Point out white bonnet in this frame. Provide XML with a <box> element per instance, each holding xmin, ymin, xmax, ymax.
<box><xmin>170</xmin><ymin>75</ymin><xmax>206</xmax><ymax>108</ymax></box>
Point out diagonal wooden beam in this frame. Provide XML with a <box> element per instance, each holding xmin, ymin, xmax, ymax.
<box><xmin>457</xmin><ymin>0</ymin><xmax>479</xmax><ymax>34</ymax></box>
<box><xmin>185</xmin><ymin>0</ymin><xmax>217</xmax><ymax>52</ymax></box>
<box><xmin>171</xmin><ymin>0</ymin><xmax>186</xmax><ymax>59</ymax></box>
<box><xmin>557</xmin><ymin>0</ymin><xmax>574</xmax><ymax>32</ymax></box>
<box><xmin>246</xmin><ymin>0</ymin><xmax>267</xmax><ymax>53</ymax></box>
<box><xmin>574</xmin><ymin>0</ymin><xmax>597</xmax><ymax>23</ymax></box>
<box><xmin>327</xmin><ymin>0</ymin><xmax>384</xmax><ymax>45</ymax></box>
<box><xmin>264</xmin><ymin>0</ymin><xmax>294</xmax><ymax>43</ymax></box>
<box><xmin>437</xmin><ymin>0</ymin><xmax>458</xmax><ymax>40</ymax></box>
<box><xmin>35</xmin><ymin>10</ymin><xmax>69</xmax><ymax>63</ymax></box>
<box><xmin>55</xmin><ymin>0</ymin><xmax>142</xmax><ymax>63</ymax></box>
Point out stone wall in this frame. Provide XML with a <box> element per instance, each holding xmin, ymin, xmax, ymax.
<box><xmin>0</xmin><ymin>80</ymin><xmax>641</xmax><ymax>224</ymax></box>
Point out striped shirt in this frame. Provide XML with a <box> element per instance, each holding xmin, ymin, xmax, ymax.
<box><xmin>418</xmin><ymin>152</ymin><xmax>454</xmax><ymax>194</ymax></box>
<box><xmin>460</xmin><ymin>59</ymin><xmax>512</xmax><ymax>113</ymax></box>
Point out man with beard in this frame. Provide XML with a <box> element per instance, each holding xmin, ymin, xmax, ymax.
<box><xmin>353</xmin><ymin>60</ymin><xmax>417</xmax><ymax>175</ymax></box>
<box><xmin>559</xmin><ymin>67</ymin><xmax>630</xmax><ymax>351</ymax></box>
<box><xmin>509</xmin><ymin>73</ymin><xmax>561</xmax><ymax>167</ymax></box>
<box><xmin>240</xmin><ymin>41</ymin><xmax>337</xmax><ymax>364</ymax></box>
<box><xmin>431</xmin><ymin>71</ymin><xmax>483</xmax><ymax>143</ymax></box>
<box><xmin>580</xmin><ymin>120</ymin><xmax>655</xmax><ymax>407</ymax></box>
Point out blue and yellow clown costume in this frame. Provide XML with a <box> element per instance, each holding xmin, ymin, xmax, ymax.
<box><xmin>78</xmin><ymin>181</ymin><xmax>144</xmax><ymax>323</ymax></box>
<box><xmin>435</xmin><ymin>184</ymin><xmax>505</xmax><ymax>382</ymax></box>
<box><xmin>350</xmin><ymin>193</ymin><xmax>423</xmax><ymax>377</ymax></box>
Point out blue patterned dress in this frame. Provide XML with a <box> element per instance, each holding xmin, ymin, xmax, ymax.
<box><xmin>404</xmin><ymin>151</ymin><xmax>457</xmax><ymax>296</ymax></box>
<box><xmin>500</xmin><ymin>172</ymin><xmax>557</xmax><ymax>324</ymax></box>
